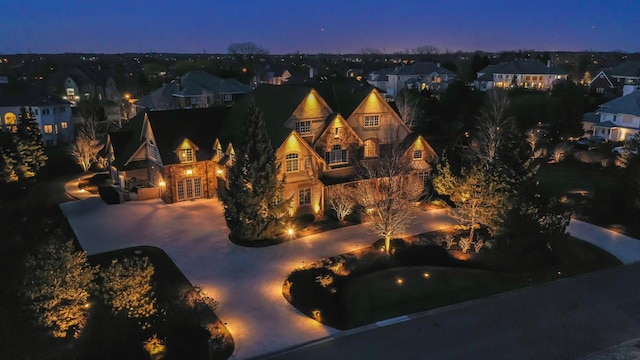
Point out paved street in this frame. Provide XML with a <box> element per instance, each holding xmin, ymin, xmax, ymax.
<box><xmin>60</xmin><ymin>197</ymin><xmax>455</xmax><ymax>359</ymax></box>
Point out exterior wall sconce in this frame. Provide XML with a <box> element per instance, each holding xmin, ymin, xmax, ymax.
<box><xmin>185</xmin><ymin>169</ymin><xmax>193</xmax><ymax>176</ymax></box>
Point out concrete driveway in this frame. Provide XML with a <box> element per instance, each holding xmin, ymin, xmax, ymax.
<box><xmin>60</xmin><ymin>197</ymin><xmax>456</xmax><ymax>359</ymax></box>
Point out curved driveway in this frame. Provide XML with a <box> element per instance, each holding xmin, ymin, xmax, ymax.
<box><xmin>60</xmin><ymin>198</ymin><xmax>455</xmax><ymax>359</ymax></box>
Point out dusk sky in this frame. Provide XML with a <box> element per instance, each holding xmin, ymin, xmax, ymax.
<box><xmin>2</xmin><ymin>0</ymin><xmax>639</xmax><ymax>54</ymax></box>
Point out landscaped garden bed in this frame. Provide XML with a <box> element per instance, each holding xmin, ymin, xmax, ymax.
<box><xmin>87</xmin><ymin>246</ymin><xmax>234</xmax><ymax>360</ymax></box>
<box><xmin>283</xmin><ymin>231</ymin><xmax>621</xmax><ymax>330</ymax></box>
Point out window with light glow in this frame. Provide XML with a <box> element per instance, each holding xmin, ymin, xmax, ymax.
<box><xmin>44</xmin><ymin>125</ymin><xmax>53</xmax><ymax>134</ymax></box>
<box><xmin>285</xmin><ymin>153</ymin><xmax>299</xmax><ymax>172</ymax></box>
<box><xmin>299</xmin><ymin>188</ymin><xmax>311</xmax><ymax>205</ymax></box>
<box><xmin>364</xmin><ymin>139</ymin><xmax>377</xmax><ymax>157</ymax></box>
<box><xmin>61</xmin><ymin>122</ymin><xmax>68</xmax><ymax>129</ymax></box>
<box><xmin>295</xmin><ymin>120</ymin><xmax>311</xmax><ymax>134</ymax></box>
<box><xmin>179</xmin><ymin>148</ymin><xmax>194</xmax><ymax>162</ymax></box>
<box><xmin>364</xmin><ymin>115</ymin><xmax>379</xmax><ymax>127</ymax></box>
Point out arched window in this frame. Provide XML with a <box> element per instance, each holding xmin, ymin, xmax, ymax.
<box><xmin>364</xmin><ymin>139</ymin><xmax>377</xmax><ymax>157</ymax></box>
<box><xmin>285</xmin><ymin>153</ymin><xmax>299</xmax><ymax>172</ymax></box>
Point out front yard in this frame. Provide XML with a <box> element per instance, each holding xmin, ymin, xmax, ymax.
<box><xmin>284</xmin><ymin>232</ymin><xmax>621</xmax><ymax>330</ymax></box>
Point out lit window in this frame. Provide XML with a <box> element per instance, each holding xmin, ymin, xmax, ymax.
<box><xmin>4</xmin><ymin>112</ymin><xmax>16</xmax><ymax>126</ymax></box>
<box><xmin>295</xmin><ymin>120</ymin><xmax>311</xmax><ymax>134</ymax></box>
<box><xmin>299</xmin><ymin>188</ymin><xmax>311</xmax><ymax>205</ymax></box>
<box><xmin>364</xmin><ymin>115</ymin><xmax>379</xmax><ymax>127</ymax></box>
<box><xmin>413</xmin><ymin>150</ymin><xmax>423</xmax><ymax>159</ymax></box>
<box><xmin>61</xmin><ymin>122</ymin><xmax>68</xmax><ymax>129</ymax></box>
<box><xmin>364</xmin><ymin>139</ymin><xmax>377</xmax><ymax>157</ymax></box>
<box><xmin>286</xmin><ymin>153</ymin><xmax>299</xmax><ymax>172</ymax></box>
<box><xmin>44</xmin><ymin>125</ymin><xmax>53</xmax><ymax>134</ymax></box>
<box><xmin>179</xmin><ymin>148</ymin><xmax>194</xmax><ymax>162</ymax></box>
<box><xmin>325</xmin><ymin>145</ymin><xmax>348</xmax><ymax>164</ymax></box>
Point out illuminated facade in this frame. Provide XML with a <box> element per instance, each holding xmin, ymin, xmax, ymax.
<box><xmin>475</xmin><ymin>59</ymin><xmax>567</xmax><ymax>91</ymax></box>
<box><xmin>582</xmin><ymin>90</ymin><xmax>640</xmax><ymax>142</ymax></box>
<box><xmin>107</xmin><ymin>83</ymin><xmax>438</xmax><ymax>213</ymax></box>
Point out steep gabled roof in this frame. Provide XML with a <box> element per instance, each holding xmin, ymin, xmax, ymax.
<box><xmin>598</xmin><ymin>90</ymin><xmax>640</xmax><ymax>116</ymax></box>
<box><xmin>135</xmin><ymin>83</ymin><xmax>180</xmax><ymax>110</ymax></box>
<box><xmin>110</xmin><ymin>107</ymin><xmax>230</xmax><ymax>168</ymax></box>
<box><xmin>145</xmin><ymin>107</ymin><xmax>230</xmax><ymax>164</ymax></box>
<box><xmin>222</xmin><ymin>84</ymin><xmax>315</xmax><ymax>146</ymax></box>
<box><xmin>313</xmin><ymin>79</ymin><xmax>374</xmax><ymax>119</ymax></box>
<box><xmin>390</xmin><ymin>62</ymin><xmax>456</xmax><ymax>77</ymax></box>
<box><xmin>176</xmin><ymin>70</ymin><xmax>251</xmax><ymax>96</ymax></box>
<box><xmin>609</xmin><ymin>61</ymin><xmax>640</xmax><ymax>78</ymax></box>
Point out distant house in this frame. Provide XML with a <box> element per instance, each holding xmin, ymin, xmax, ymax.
<box><xmin>475</xmin><ymin>59</ymin><xmax>567</xmax><ymax>91</ymax></box>
<box><xmin>135</xmin><ymin>71</ymin><xmax>251</xmax><ymax>111</ymax></box>
<box><xmin>108</xmin><ymin>82</ymin><xmax>437</xmax><ymax>213</ymax></box>
<box><xmin>367</xmin><ymin>62</ymin><xmax>456</xmax><ymax>98</ymax></box>
<box><xmin>582</xmin><ymin>90</ymin><xmax>640</xmax><ymax>142</ymax></box>
<box><xmin>47</xmin><ymin>65</ymin><xmax>120</xmax><ymax>105</ymax></box>
<box><xmin>589</xmin><ymin>61</ymin><xmax>640</xmax><ymax>97</ymax></box>
<box><xmin>253</xmin><ymin>65</ymin><xmax>292</xmax><ymax>86</ymax></box>
<box><xmin>0</xmin><ymin>75</ymin><xmax>73</xmax><ymax>146</ymax></box>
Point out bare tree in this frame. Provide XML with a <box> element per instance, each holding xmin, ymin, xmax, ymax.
<box><xmin>326</xmin><ymin>184</ymin><xmax>357</xmax><ymax>222</ymax></box>
<box><xmin>70</xmin><ymin>123</ymin><xmax>104</xmax><ymax>172</ymax></box>
<box><xmin>227</xmin><ymin>42</ymin><xmax>269</xmax><ymax>56</ymax></box>
<box><xmin>411</xmin><ymin>45</ymin><xmax>440</xmax><ymax>55</ymax></box>
<box><xmin>472</xmin><ymin>89</ymin><xmax>514</xmax><ymax>165</ymax></box>
<box><xmin>395</xmin><ymin>89</ymin><xmax>423</xmax><ymax>129</ymax></box>
<box><xmin>355</xmin><ymin>149</ymin><xmax>423</xmax><ymax>254</ymax></box>
<box><xmin>525</xmin><ymin>129</ymin><xmax>539</xmax><ymax>155</ymax></box>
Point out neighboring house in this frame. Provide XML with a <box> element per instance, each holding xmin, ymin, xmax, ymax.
<box><xmin>475</xmin><ymin>59</ymin><xmax>567</xmax><ymax>91</ymax></box>
<box><xmin>47</xmin><ymin>65</ymin><xmax>120</xmax><ymax>105</ymax></box>
<box><xmin>253</xmin><ymin>65</ymin><xmax>292</xmax><ymax>86</ymax></box>
<box><xmin>582</xmin><ymin>90</ymin><xmax>640</xmax><ymax>142</ymax></box>
<box><xmin>367</xmin><ymin>62</ymin><xmax>456</xmax><ymax>98</ymax></box>
<box><xmin>108</xmin><ymin>82</ymin><xmax>438</xmax><ymax>215</ymax></box>
<box><xmin>589</xmin><ymin>61</ymin><xmax>640</xmax><ymax>97</ymax></box>
<box><xmin>106</xmin><ymin>107</ymin><xmax>231</xmax><ymax>203</ymax></box>
<box><xmin>135</xmin><ymin>71</ymin><xmax>251</xmax><ymax>111</ymax></box>
<box><xmin>0</xmin><ymin>74</ymin><xmax>73</xmax><ymax>146</ymax></box>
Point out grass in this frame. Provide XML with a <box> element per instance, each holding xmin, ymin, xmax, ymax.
<box><xmin>535</xmin><ymin>158</ymin><xmax>618</xmax><ymax>197</ymax></box>
<box><xmin>284</xmin><ymin>233</ymin><xmax>622</xmax><ymax>330</ymax></box>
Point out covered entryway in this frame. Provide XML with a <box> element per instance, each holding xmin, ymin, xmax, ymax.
<box><xmin>176</xmin><ymin>177</ymin><xmax>203</xmax><ymax>201</ymax></box>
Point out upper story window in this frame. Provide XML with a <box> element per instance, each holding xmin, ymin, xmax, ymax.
<box><xmin>285</xmin><ymin>153</ymin><xmax>299</xmax><ymax>172</ymax></box>
<box><xmin>61</xmin><ymin>122</ymin><xmax>68</xmax><ymax>129</ymax></box>
<box><xmin>364</xmin><ymin>115</ymin><xmax>379</xmax><ymax>128</ymax></box>
<box><xmin>295</xmin><ymin>120</ymin><xmax>311</xmax><ymax>134</ymax></box>
<box><xmin>43</xmin><ymin>125</ymin><xmax>53</xmax><ymax>134</ymax></box>
<box><xmin>179</xmin><ymin>147</ymin><xmax>194</xmax><ymax>163</ymax></box>
<box><xmin>364</xmin><ymin>139</ymin><xmax>377</xmax><ymax>157</ymax></box>
<box><xmin>326</xmin><ymin>145</ymin><xmax>348</xmax><ymax>165</ymax></box>
<box><xmin>216</xmin><ymin>146</ymin><xmax>223</xmax><ymax>159</ymax></box>
<box><xmin>413</xmin><ymin>150</ymin><xmax>423</xmax><ymax>159</ymax></box>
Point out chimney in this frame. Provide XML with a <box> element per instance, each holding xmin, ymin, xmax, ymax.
<box><xmin>547</xmin><ymin>60</ymin><xmax>551</xmax><ymax>68</ymax></box>
<box><xmin>437</xmin><ymin>62</ymin><xmax>441</xmax><ymax>68</ymax></box>
<box><xmin>309</xmin><ymin>67</ymin><xmax>317</xmax><ymax>79</ymax></box>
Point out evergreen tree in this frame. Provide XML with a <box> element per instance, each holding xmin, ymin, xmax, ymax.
<box><xmin>0</xmin><ymin>130</ymin><xmax>18</xmax><ymax>183</ymax></box>
<box><xmin>220</xmin><ymin>102</ymin><xmax>287</xmax><ymax>241</ymax></box>
<box><xmin>16</xmin><ymin>107</ymin><xmax>47</xmax><ymax>178</ymax></box>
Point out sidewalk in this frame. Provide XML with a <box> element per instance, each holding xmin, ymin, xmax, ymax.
<box><xmin>64</xmin><ymin>173</ymin><xmax>100</xmax><ymax>200</ymax></box>
<box><xmin>567</xmin><ymin>219</ymin><xmax>640</xmax><ymax>264</ymax></box>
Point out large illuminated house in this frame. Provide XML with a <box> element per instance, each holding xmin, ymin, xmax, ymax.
<box><xmin>0</xmin><ymin>74</ymin><xmax>73</xmax><ymax>146</ymax></box>
<box><xmin>106</xmin><ymin>82</ymin><xmax>436</xmax><ymax>214</ymax></box>
<box><xmin>582</xmin><ymin>90</ymin><xmax>640</xmax><ymax>142</ymax></box>
<box><xmin>46</xmin><ymin>65</ymin><xmax>121</xmax><ymax>106</ymax></box>
<box><xmin>475</xmin><ymin>59</ymin><xmax>567</xmax><ymax>91</ymax></box>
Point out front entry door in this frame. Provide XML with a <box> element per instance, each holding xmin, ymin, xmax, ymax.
<box><xmin>176</xmin><ymin>178</ymin><xmax>202</xmax><ymax>201</ymax></box>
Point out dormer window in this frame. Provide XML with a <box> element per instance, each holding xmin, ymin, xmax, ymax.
<box><xmin>413</xmin><ymin>150</ymin><xmax>423</xmax><ymax>159</ymax></box>
<box><xmin>179</xmin><ymin>148</ymin><xmax>194</xmax><ymax>163</ymax></box>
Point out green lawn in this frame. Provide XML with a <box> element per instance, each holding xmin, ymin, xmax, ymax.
<box><xmin>535</xmin><ymin>159</ymin><xmax>618</xmax><ymax>197</ymax></box>
<box><xmin>285</xmin><ymin>235</ymin><xmax>621</xmax><ymax>330</ymax></box>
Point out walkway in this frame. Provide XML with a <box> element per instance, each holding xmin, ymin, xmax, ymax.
<box><xmin>60</xmin><ymin>188</ymin><xmax>640</xmax><ymax>359</ymax></box>
<box><xmin>63</xmin><ymin>173</ymin><xmax>99</xmax><ymax>200</ymax></box>
<box><xmin>567</xmin><ymin>219</ymin><xmax>640</xmax><ymax>264</ymax></box>
<box><xmin>60</xmin><ymin>197</ymin><xmax>455</xmax><ymax>359</ymax></box>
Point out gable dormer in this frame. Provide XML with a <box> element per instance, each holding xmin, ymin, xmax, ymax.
<box><xmin>175</xmin><ymin>138</ymin><xmax>199</xmax><ymax>163</ymax></box>
<box><xmin>347</xmin><ymin>89</ymin><xmax>411</xmax><ymax>144</ymax></box>
<box><xmin>225</xmin><ymin>143</ymin><xmax>236</xmax><ymax>165</ymax></box>
<box><xmin>285</xmin><ymin>89</ymin><xmax>333</xmax><ymax>143</ymax></box>
<box><xmin>212</xmin><ymin>138</ymin><xmax>224</xmax><ymax>161</ymax></box>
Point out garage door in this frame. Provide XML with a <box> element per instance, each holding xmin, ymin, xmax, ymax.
<box><xmin>176</xmin><ymin>178</ymin><xmax>202</xmax><ymax>201</ymax></box>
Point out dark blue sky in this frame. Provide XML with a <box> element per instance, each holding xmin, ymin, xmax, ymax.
<box><xmin>2</xmin><ymin>0</ymin><xmax>639</xmax><ymax>54</ymax></box>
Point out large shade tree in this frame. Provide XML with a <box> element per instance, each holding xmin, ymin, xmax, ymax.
<box><xmin>355</xmin><ymin>148</ymin><xmax>423</xmax><ymax>254</ymax></box>
<box><xmin>22</xmin><ymin>241</ymin><xmax>97</xmax><ymax>339</ymax></box>
<box><xmin>219</xmin><ymin>102</ymin><xmax>287</xmax><ymax>241</ymax></box>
